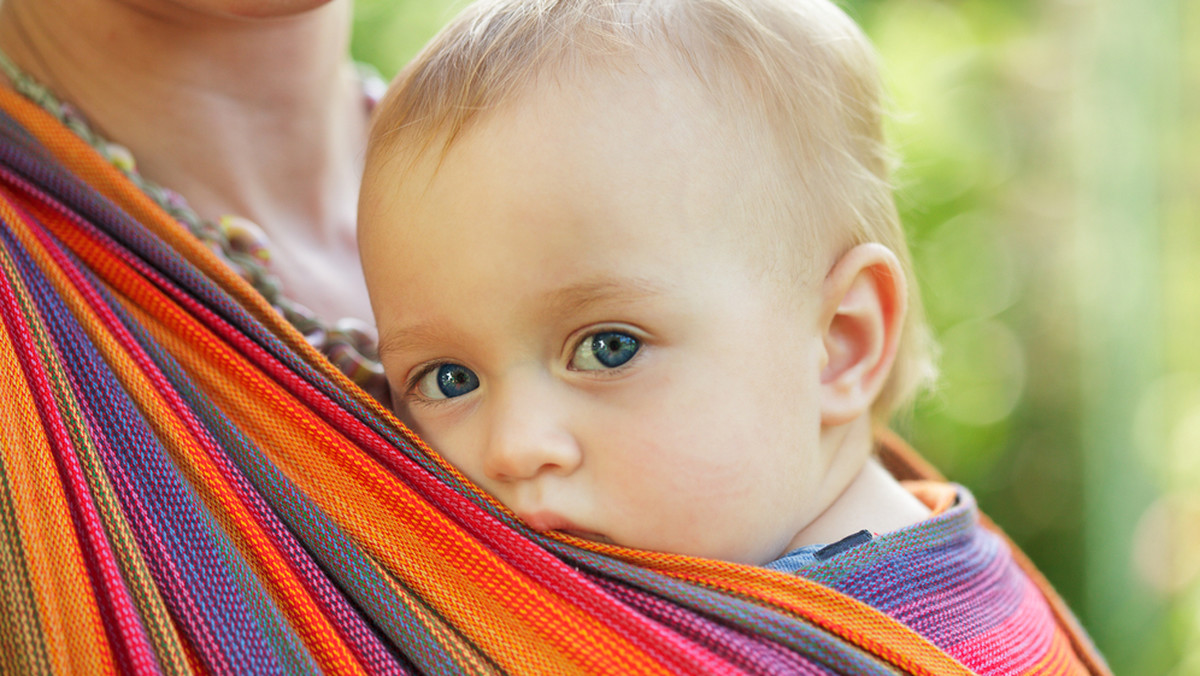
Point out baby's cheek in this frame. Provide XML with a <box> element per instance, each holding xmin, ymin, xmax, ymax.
<box><xmin>628</xmin><ymin>432</ymin><xmax>755</xmax><ymax>501</ymax></box>
<box><xmin>408</xmin><ymin>419</ymin><xmax>476</xmax><ymax>477</ymax></box>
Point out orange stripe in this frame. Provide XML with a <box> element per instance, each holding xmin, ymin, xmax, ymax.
<box><xmin>0</xmin><ymin>195</ymin><xmax>116</xmax><ymax>674</ymax></box>
<box><xmin>1025</xmin><ymin>628</ymin><xmax>1088</xmax><ymax>676</ymax></box>
<box><xmin>19</xmin><ymin>197</ymin><xmax>369</xmax><ymax>675</ymax></box>
<box><xmin>559</xmin><ymin>536</ymin><xmax>974</xmax><ymax>676</ymax></box>
<box><xmin>1</xmin><ymin>192</ymin><xmax>198</xmax><ymax>675</ymax></box>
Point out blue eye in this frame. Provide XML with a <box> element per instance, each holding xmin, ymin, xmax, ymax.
<box><xmin>415</xmin><ymin>363</ymin><xmax>480</xmax><ymax>399</ymax></box>
<box><xmin>572</xmin><ymin>331</ymin><xmax>640</xmax><ymax>371</ymax></box>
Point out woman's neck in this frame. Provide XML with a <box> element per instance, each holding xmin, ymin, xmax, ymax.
<box><xmin>0</xmin><ymin>0</ymin><xmax>374</xmax><ymax>320</ymax></box>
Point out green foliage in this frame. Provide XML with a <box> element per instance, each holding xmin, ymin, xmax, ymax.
<box><xmin>351</xmin><ymin>0</ymin><xmax>466</xmax><ymax>79</ymax></box>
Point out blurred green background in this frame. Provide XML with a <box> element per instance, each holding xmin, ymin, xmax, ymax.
<box><xmin>351</xmin><ymin>1</ymin><xmax>1197</xmax><ymax>673</ymax></box>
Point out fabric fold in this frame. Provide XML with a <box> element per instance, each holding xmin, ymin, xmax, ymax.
<box><xmin>0</xmin><ymin>86</ymin><xmax>1105</xmax><ymax>676</ymax></box>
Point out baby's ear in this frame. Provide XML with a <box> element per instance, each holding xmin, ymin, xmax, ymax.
<box><xmin>817</xmin><ymin>243</ymin><xmax>907</xmax><ymax>426</ymax></box>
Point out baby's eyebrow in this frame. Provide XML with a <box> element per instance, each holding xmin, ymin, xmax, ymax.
<box><xmin>539</xmin><ymin>277</ymin><xmax>667</xmax><ymax>319</ymax></box>
<box><xmin>377</xmin><ymin>322</ymin><xmax>447</xmax><ymax>360</ymax></box>
<box><xmin>377</xmin><ymin>277</ymin><xmax>666</xmax><ymax>359</ymax></box>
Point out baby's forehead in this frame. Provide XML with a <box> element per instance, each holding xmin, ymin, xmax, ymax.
<box><xmin>364</xmin><ymin>0</ymin><xmax>881</xmax><ymax>234</ymax></box>
<box><xmin>391</xmin><ymin>98</ymin><xmax>821</xmax><ymax>286</ymax></box>
<box><xmin>437</xmin><ymin>53</ymin><xmax>770</xmax><ymax>159</ymax></box>
<box><xmin>364</xmin><ymin>40</ymin><xmax>850</xmax><ymax>290</ymax></box>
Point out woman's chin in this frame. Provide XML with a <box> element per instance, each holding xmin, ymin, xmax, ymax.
<box><xmin>159</xmin><ymin>0</ymin><xmax>341</xmax><ymax>20</ymax></box>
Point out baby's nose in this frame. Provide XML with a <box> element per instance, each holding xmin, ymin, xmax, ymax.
<box><xmin>482</xmin><ymin>379</ymin><xmax>582</xmax><ymax>482</ymax></box>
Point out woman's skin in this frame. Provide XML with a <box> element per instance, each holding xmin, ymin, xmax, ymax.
<box><xmin>0</xmin><ymin>0</ymin><xmax>374</xmax><ymax>322</ymax></box>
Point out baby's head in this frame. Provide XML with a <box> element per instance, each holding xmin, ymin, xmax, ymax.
<box><xmin>359</xmin><ymin>0</ymin><xmax>936</xmax><ymax>564</ymax></box>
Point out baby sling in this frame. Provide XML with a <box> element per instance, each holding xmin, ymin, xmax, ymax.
<box><xmin>0</xmin><ymin>87</ymin><xmax>1108</xmax><ymax>675</ymax></box>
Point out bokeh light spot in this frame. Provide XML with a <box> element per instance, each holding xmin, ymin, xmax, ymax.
<box><xmin>939</xmin><ymin>318</ymin><xmax>1026</xmax><ymax>425</ymax></box>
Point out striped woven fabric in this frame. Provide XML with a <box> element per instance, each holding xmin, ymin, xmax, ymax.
<box><xmin>794</xmin><ymin>484</ymin><xmax>1100</xmax><ymax>675</ymax></box>
<box><xmin>0</xmin><ymin>86</ymin><xmax>1106</xmax><ymax>675</ymax></box>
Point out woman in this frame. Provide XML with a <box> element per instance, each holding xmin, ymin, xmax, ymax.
<box><xmin>0</xmin><ymin>0</ymin><xmax>386</xmax><ymax>398</ymax></box>
<box><xmin>0</xmin><ymin>1</ymin><xmax>1109</xmax><ymax>674</ymax></box>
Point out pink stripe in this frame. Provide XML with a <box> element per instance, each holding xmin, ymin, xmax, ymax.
<box><xmin>13</xmin><ymin>173</ymin><xmax>406</xmax><ymax>674</ymax></box>
<box><xmin>888</xmin><ymin>531</ymin><xmax>1019</xmax><ymax>645</ymax></box>
<box><xmin>0</xmin><ymin>200</ymin><xmax>163</xmax><ymax>674</ymax></box>
<box><xmin>947</xmin><ymin>579</ymin><xmax>1060</xmax><ymax>675</ymax></box>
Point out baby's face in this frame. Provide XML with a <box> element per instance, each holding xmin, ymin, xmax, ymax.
<box><xmin>361</xmin><ymin>68</ymin><xmax>834</xmax><ymax>564</ymax></box>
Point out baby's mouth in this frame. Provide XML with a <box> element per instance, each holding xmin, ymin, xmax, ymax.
<box><xmin>520</xmin><ymin>512</ymin><xmax>612</xmax><ymax>544</ymax></box>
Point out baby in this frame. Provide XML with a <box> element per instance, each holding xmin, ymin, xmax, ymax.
<box><xmin>358</xmin><ymin>0</ymin><xmax>935</xmax><ymax>566</ymax></box>
<box><xmin>358</xmin><ymin>0</ymin><xmax>1103</xmax><ymax>670</ymax></box>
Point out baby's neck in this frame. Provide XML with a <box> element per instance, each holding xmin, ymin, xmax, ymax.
<box><xmin>787</xmin><ymin>455</ymin><xmax>932</xmax><ymax>551</ymax></box>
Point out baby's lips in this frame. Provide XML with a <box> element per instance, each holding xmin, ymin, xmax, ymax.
<box><xmin>520</xmin><ymin>511</ymin><xmax>614</xmax><ymax>544</ymax></box>
<box><xmin>519</xmin><ymin>510</ymin><xmax>576</xmax><ymax>532</ymax></box>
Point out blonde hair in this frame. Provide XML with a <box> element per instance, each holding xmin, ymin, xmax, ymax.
<box><xmin>364</xmin><ymin>0</ymin><xmax>937</xmax><ymax>419</ymax></box>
